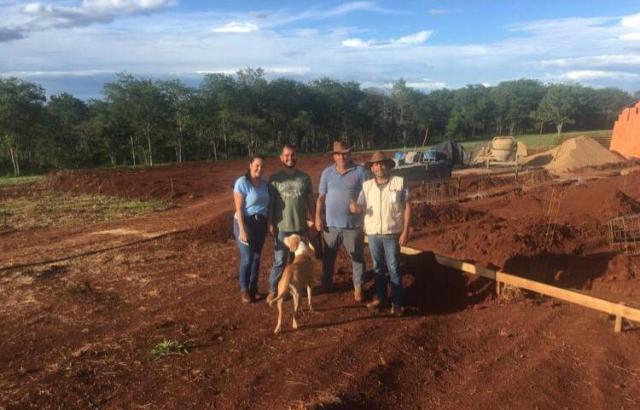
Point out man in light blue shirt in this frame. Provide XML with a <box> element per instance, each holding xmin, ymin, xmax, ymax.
<box><xmin>315</xmin><ymin>141</ymin><xmax>367</xmax><ymax>302</ymax></box>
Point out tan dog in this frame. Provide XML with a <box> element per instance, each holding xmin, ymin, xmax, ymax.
<box><xmin>268</xmin><ymin>234</ymin><xmax>316</xmax><ymax>334</ymax></box>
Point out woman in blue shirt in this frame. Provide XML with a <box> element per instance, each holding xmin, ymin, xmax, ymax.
<box><xmin>233</xmin><ymin>155</ymin><xmax>270</xmax><ymax>303</ymax></box>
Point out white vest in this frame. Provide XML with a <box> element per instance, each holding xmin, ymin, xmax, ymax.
<box><xmin>362</xmin><ymin>176</ymin><xmax>405</xmax><ymax>235</ymax></box>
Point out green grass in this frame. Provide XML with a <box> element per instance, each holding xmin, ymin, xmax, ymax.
<box><xmin>0</xmin><ymin>193</ymin><xmax>170</xmax><ymax>231</ymax></box>
<box><xmin>376</xmin><ymin>129</ymin><xmax>612</xmax><ymax>153</ymax></box>
<box><xmin>0</xmin><ymin>175</ymin><xmax>44</xmax><ymax>186</ymax></box>
<box><xmin>151</xmin><ymin>339</ymin><xmax>191</xmax><ymax>358</ymax></box>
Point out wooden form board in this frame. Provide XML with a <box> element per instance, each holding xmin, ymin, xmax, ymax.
<box><xmin>398</xmin><ymin>246</ymin><xmax>640</xmax><ymax>331</ymax></box>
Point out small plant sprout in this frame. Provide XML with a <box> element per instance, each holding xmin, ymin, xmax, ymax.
<box><xmin>151</xmin><ymin>339</ymin><xmax>191</xmax><ymax>358</ymax></box>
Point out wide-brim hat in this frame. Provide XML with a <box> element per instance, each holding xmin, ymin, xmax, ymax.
<box><xmin>330</xmin><ymin>141</ymin><xmax>353</xmax><ymax>154</ymax></box>
<box><xmin>365</xmin><ymin>151</ymin><xmax>395</xmax><ymax>169</ymax></box>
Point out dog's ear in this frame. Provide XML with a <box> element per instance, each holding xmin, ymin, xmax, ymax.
<box><xmin>283</xmin><ymin>236</ymin><xmax>290</xmax><ymax>248</ymax></box>
<box><xmin>288</xmin><ymin>235</ymin><xmax>301</xmax><ymax>252</ymax></box>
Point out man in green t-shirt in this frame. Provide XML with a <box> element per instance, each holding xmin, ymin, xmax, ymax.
<box><xmin>266</xmin><ymin>144</ymin><xmax>316</xmax><ymax>303</ymax></box>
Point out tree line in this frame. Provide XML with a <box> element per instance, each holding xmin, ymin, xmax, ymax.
<box><xmin>1</xmin><ymin>68</ymin><xmax>636</xmax><ymax>175</ymax></box>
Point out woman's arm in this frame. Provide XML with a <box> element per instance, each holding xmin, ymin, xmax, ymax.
<box><xmin>233</xmin><ymin>191</ymin><xmax>248</xmax><ymax>243</ymax></box>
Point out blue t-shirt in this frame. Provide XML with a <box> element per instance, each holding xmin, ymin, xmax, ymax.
<box><xmin>319</xmin><ymin>163</ymin><xmax>367</xmax><ymax>228</ymax></box>
<box><xmin>233</xmin><ymin>176</ymin><xmax>270</xmax><ymax>217</ymax></box>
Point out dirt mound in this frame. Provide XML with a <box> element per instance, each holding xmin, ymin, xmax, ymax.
<box><xmin>412</xmin><ymin>203</ymin><xmax>484</xmax><ymax>229</ymax></box>
<box><xmin>188</xmin><ymin>210</ymin><xmax>235</xmax><ymax>243</ymax></box>
<box><xmin>544</xmin><ymin>136</ymin><xmax>624</xmax><ymax>174</ymax></box>
<box><xmin>603</xmin><ymin>253</ymin><xmax>640</xmax><ymax>281</ymax></box>
<box><xmin>44</xmin><ymin>163</ymin><xmax>233</xmax><ymax>203</ymax></box>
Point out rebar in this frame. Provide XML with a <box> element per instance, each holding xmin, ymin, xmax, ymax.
<box><xmin>609</xmin><ymin>213</ymin><xmax>640</xmax><ymax>255</ymax></box>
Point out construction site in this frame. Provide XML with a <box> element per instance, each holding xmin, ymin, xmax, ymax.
<box><xmin>2</xmin><ymin>121</ymin><xmax>640</xmax><ymax>407</ymax></box>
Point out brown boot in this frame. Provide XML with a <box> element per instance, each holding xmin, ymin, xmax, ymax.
<box><xmin>354</xmin><ymin>287</ymin><xmax>363</xmax><ymax>303</ymax></box>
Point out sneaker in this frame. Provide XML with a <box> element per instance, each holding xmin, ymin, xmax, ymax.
<box><xmin>354</xmin><ymin>288</ymin><xmax>363</xmax><ymax>303</ymax></box>
<box><xmin>240</xmin><ymin>291</ymin><xmax>251</xmax><ymax>304</ymax></box>
<box><xmin>390</xmin><ymin>305</ymin><xmax>404</xmax><ymax>317</ymax></box>
<box><xmin>266</xmin><ymin>292</ymin><xmax>276</xmax><ymax>304</ymax></box>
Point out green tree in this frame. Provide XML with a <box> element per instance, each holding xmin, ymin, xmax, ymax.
<box><xmin>0</xmin><ymin>78</ymin><xmax>46</xmax><ymax>175</ymax></box>
<box><xmin>446</xmin><ymin>85</ymin><xmax>494</xmax><ymax>139</ymax></box>
<box><xmin>536</xmin><ymin>84</ymin><xmax>582</xmax><ymax>137</ymax></box>
<box><xmin>492</xmin><ymin>79</ymin><xmax>546</xmax><ymax>135</ymax></box>
<box><xmin>161</xmin><ymin>79</ymin><xmax>194</xmax><ymax>163</ymax></box>
<box><xmin>104</xmin><ymin>73</ymin><xmax>169</xmax><ymax>166</ymax></box>
<box><xmin>46</xmin><ymin>93</ymin><xmax>89</xmax><ymax>167</ymax></box>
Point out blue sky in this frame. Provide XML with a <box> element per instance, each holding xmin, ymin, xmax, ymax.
<box><xmin>1</xmin><ymin>0</ymin><xmax>640</xmax><ymax>99</ymax></box>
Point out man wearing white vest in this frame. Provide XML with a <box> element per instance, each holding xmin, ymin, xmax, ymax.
<box><xmin>349</xmin><ymin>151</ymin><xmax>411</xmax><ymax>314</ymax></box>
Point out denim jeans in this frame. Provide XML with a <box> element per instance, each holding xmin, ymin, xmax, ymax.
<box><xmin>368</xmin><ymin>234</ymin><xmax>403</xmax><ymax>307</ymax></box>
<box><xmin>233</xmin><ymin>215</ymin><xmax>267</xmax><ymax>295</ymax></box>
<box><xmin>268</xmin><ymin>230</ymin><xmax>305</xmax><ymax>294</ymax></box>
<box><xmin>322</xmin><ymin>227</ymin><xmax>365</xmax><ymax>289</ymax></box>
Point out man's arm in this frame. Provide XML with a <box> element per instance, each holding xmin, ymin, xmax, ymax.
<box><xmin>315</xmin><ymin>194</ymin><xmax>325</xmax><ymax>231</ymax></box>
<box><xmin>267</xmin><ymin>180</ymin><xmax>277</xmax><ymax>236</ymax></box>
<box><xmin>315</xmin><ymin>170</ymin><xmax>327</xmax><ymax>231</ymax></box>
<box><xmin>349</xmin><ymin>189</ymin><xmax>366</xmax><ymax>214</ymax></box>
<box><xmin>399</xmin><ymin>190</ymin><xmax>411</xmax><ymax>247</ymax></box>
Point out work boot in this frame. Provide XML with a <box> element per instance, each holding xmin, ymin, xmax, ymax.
<box><xmin>240</xmin><ymin>291</ymin><xmax>251</xmax><ymax>304</ymax></box>
<box><xmin>266</xmin><ymin>292</ymin><xmax>276</xmax><ymax>304</ymax></box>
<box><xmin>354</xmin><ymin>287</ymin><xmax>363</xmax><ymax>303</ymax></box>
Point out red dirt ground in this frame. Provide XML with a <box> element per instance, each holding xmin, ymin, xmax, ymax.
<box><xmin>1</xmin><ymin>155</ymin><xmax>640</xmax><ymax>409</ymax></box>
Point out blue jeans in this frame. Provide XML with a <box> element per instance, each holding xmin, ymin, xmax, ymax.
<box><xmin>322</xmin><ymin>227</ymin><xmax>365</xmax><ymax>289</ymax></box>
<box><xmin>268</xmin><ymin>230</ymin><xmax>305</xmax><ymax>294</ymax></box>
<box><xmin>368</xmin><ymin>234</ymin><xmax>403</xmax><ymax>307</ymax></box>
<box><xmin>233</xmin><ymin>215</ymin><xmax>267</xmax><ymax>295</ymax></box>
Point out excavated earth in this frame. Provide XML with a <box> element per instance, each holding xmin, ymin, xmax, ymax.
<box><xmin>1</xmin><ymin>155</ymin><xmax>640</xmax><ymax>409</ymax></box>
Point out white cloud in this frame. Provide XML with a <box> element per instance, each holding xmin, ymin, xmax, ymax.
<box><xmin>393</xmin><ymin>30</ymin><xmax>431</xmax><ymax>44</ymax></box>
<box><xmin>1</xmin><ymin>69</ymin><xmax>113</xmax><ymax>77</ymax></box>
<box><xmin>406</xmin><ymin>80</ymin><xmax>447</xmax><ymax>90</ymax></box>
<box><xmin>341</xmin><ymin>38</ymin><xmax>373</xmax><ymax>48</ymax></box>
<box><xmin>539</xmin><ymin>54</ymin><xmax>640</xmax><ymax>67</ymax></box>
<box><xmin>267</xmin><ymin>66</ymin><xmax>311</xmax><ymax>75</ymax></box>
<box><xmin>342</xmin><ymin>30</ymin><xmax>432</xmax><ymax>48</ymax></box>
<box><xmin>621</xmin><ymin>13</ymin><xmax>640</xmax><ymax>28</ymax></box>
<box><xmin>211</xmin><ymin>21</ymin><xmax>259</xmax><ymax>33</ymax></box>
<box><xmin>620</xmin><ymin>32</ymin><xmax>640</xmax><ymax>41</ymax></box>
<box><xmin>0</xmin><ymin>0</ymin><xmax>174</xmax><ymax>41</ymax></box>
<box><xmin>550</xmin><ymin>70</ymin><xmax>639</xmax><ymax>81</ymax></box>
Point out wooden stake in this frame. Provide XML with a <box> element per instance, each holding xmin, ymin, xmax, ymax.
<box><xmin>615</xmin><ymin>302</ymin><xmax>625</xmax><ymax>333</ymax></box>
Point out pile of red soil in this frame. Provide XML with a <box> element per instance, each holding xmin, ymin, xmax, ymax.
<box><xmin>44</xmin><ymin>162</ymin><xmax>235</xmax><ymax>203</ymax></box>
<box><xmin>412</xmin><ymin>203</ymin><xmax>484</xmax><ymax>229</ymax></box>
<box><xmin>188</xmin><ymin>210</ymin><xmax>235</xmax><ymax>243</ymax></box>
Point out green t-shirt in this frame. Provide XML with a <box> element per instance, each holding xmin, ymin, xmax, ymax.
<box><xmin>269</xmin><ymin>169</ymin><xmax>313</xmax><ymax>232</ymax></box>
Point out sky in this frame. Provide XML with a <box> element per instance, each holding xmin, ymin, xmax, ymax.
<box><xmin>2</xmin><ymin>0</ymin><xmax>640</xmax><ymax>99</ymax></box>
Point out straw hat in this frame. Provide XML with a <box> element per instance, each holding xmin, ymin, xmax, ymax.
<box><xmin>331</xmin><ymin>141</ymin><xmax>353</xmax><ymax>154</ymax></box>
<box><xmin>365</xmin><ymin>151</ymin><xmax>395</xmax><ymax>169</ymax></box>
